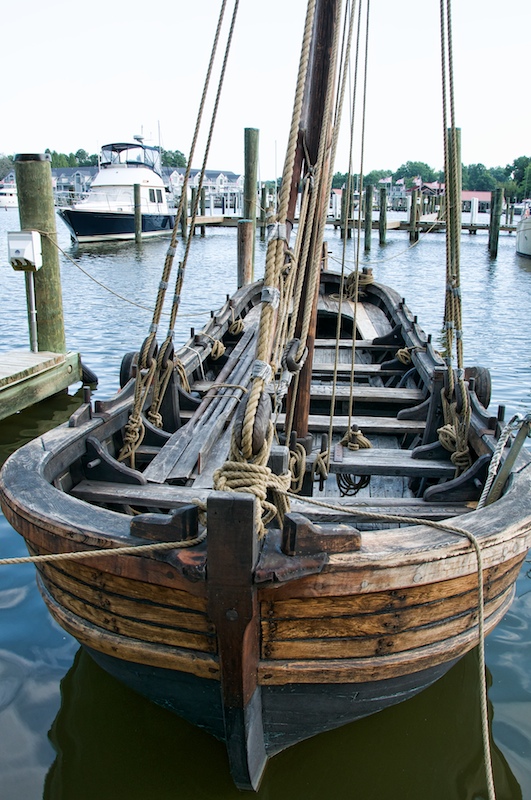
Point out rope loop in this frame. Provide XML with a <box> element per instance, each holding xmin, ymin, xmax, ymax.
<box><xmin>340</xmin><ymin>426</ymin><xmax>372</xmax><ymax>451</ymax></box>
<box><xmin>282</xmin><ymin>338</ymin><xmax>308</xmax><ymax>373</ymax></box>
<box><xmin>289</xmin><ymin>442</ymin><xmax>307</xmax><ymax>493</ymax></box>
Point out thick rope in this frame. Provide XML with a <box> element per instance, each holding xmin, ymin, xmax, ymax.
<box><xmin>0</xmin><ymin>531</ymin><xmax>207</xmax><ymax>567</ymax></box>
<box><xmin>214</xmin><ymin>422</ymin><xmax>291</xmax><ymax>533</ymax></box>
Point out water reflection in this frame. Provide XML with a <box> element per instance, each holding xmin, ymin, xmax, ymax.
<box><xmin>44</xmin><ymin>648</ymin><xmax>521</xmax><ymax>800</ymax></box>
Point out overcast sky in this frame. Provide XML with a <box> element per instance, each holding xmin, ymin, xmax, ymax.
<box><xmin>2</xmin><ymin>0</ymin><xmax>528</xmax><ymax>178</ymax></box>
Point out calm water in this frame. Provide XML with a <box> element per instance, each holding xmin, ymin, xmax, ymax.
<box><xmin>1</xmin><ymin>207</ymin><xmax>530</xmax><ymax>799</ymax></box>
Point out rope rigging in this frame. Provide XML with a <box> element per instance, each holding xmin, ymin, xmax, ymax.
<box><xmin>118</xmin><ymin>0</ymin><xmax>240</xmax><ymax>467</ymax></box>
<box><xmin>437</xmin><ymin>0</ymin><xmax>471</xmax><ymax>477</ymax></box>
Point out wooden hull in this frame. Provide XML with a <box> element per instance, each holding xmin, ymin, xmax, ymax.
<box><xmin>2</xmin><ymin>273</ymin><xmax>531</xmax><ymax>789</ymax></box>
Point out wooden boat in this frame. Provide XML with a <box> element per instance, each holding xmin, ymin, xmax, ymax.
<box><xmin>1</xmin><ymin>0</ymin><xmax>531</xmax><ymax>791</ymax></box>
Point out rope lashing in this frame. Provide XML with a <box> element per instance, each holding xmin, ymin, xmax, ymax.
<box><xmin>213</xmin><ymin>422</ymin><xmax>291</xmax><ymax>534</ymax></box>
<box><xmin>344</xmin><ymin>268</ymin><xmax>374</xmax><ymax>299</ymax></box>
<box><xmin>203</xmin><ymin>333</ymin><xmax>226</xmax><ymax>360</ymax></box>
<box><xmin>477</xmin><ymin>412</ymin><xmax>531</xmax><ymax>509</ymax></box>
<box><xmin>174</xmin><ymin>358</ymin><xmax>191</xmax><ymax>393</ymax></box>
<box><xmin>339</xmin><ymin>426</ymin><xmax>372</xmax><ymax>451</ymax></box>
<box><xmin>117</xmin><ymin>1</ymin><xmax>239</xmax><ymax>461</ymax></box>
<box><xmin>336</xmin><ymin>426</ymin><xmax>372</xmax><ymax>496</ymax></box>
<box><xmin>438</xmin><ymin>385</ymin><xmax>472</xmax><ymax>474</ymax></box>
<box><xmin>395</xmin><ymin>346</ymin><xmax>426</xmax><ymax>365</ymax></box>
<box><xmin>289</xmin><ymin>442</ymin><xmax>307</xmax><ymax>493</ymax></box>
<box><xmin>229</xmin><ymin>306</ymin><xmax>244</xmax><ymax>336</ymax></box>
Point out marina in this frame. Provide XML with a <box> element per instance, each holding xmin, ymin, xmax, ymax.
<box><xmin>1</xmin><ymin>0</ymin><xmax>531</xmax><ymax>796</ymax></box>
<box><xmin>1</xmin><ymin>198</ymin><xmax>531</xmax><ymax>799</ymax></box>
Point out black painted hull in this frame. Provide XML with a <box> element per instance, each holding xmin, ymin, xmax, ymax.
<box><xmin>86</xmin><ymin>646</ymin><xmax>457</xmax><ymax>756</ymax></box>
<box><xmin>58</xmin><ymin>208</ymin><xmax>175</xmax><ymax>243</ymax></box>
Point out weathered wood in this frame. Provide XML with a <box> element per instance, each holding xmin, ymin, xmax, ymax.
<box><xmin>263</xmin><ymin>557</ymin><xmax>521</xmax><ymax>621</ymax></box>
<box><xmin>143</xmin><ymin>307</ymin><xmax>260</xmax><ymax>483</ymax></box>
<box><xmin>261</xmin><ymin>587</ymin><xmax>512</xmax><ymax>660</ymax></box>
<box><xmin>39</xmin><ymin>581</ymin><xmax>219</xmax><ymax>677</ymax></box>
<box><xmin>257</xmin><ymin>589</ymin><xmax>514</xmax><ymax>685</ymax></box>
<box><xmin>207</xmin><ymin>492</ymin><xmax>267</xmax><ymax>790</ymax></box>
<box><xmin>276</xmin><ymin>413</ymin><xmax>425</xmax><ymax>435</ymax></box>
<box><xmin>309</xmin><ymin>383</ymin><xmax>424</xmax><ymax>404</ymax></box>
<box><xmin>0</xmin><ymin>350</ymin><xmax>82</xmax><ymax>421</ymax></box>
<box><xmin>364</xmin><ymin>184</ymin><xmax>373</xmax><ymax>251</ymax></box>
<box><xmin>237</xmin><ymin>219</ymin><xmax>254</xmax><ymax>287</ymax></box>
<box><xmin>15</xmin><ymin>153</ymin><xmax>66</xmax><ymax>353</ymax></box>
<box><xmin>281</xmin><ymin>512</ymin><xmax>361</xmax><ymax>555</ymax></box>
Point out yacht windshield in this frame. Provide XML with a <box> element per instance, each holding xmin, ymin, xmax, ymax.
<box><xmin>100</xmin><ymin>143</ymin><xmax>162</xmax><ymax>175</ymax></box>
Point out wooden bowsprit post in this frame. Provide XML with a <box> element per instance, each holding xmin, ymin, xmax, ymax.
<box><xmin>206</xmin><ymin>492</ymin><xmax>266</xmax><ymax>791</ymax></box>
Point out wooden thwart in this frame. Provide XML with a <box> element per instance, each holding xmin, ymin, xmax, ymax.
<box><xmin>329</xmin><ymin>446</ymin><xmax>455</xmax><ymax>477</ymax></box>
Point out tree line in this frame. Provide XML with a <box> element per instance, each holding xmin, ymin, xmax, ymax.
<box><xmin>332</xmin><ymin>156</ymin><xmax>531</xmax><ymax>201</ymax></box>
<box><xmin>1</xmin><ymin>150</ymin><xmax>530</xmax><ymax>199</ymax></box>
<box><xmin>0</xmin><ymin>147</ymin><xmax>187</xmax><ymax>176</ymax></box>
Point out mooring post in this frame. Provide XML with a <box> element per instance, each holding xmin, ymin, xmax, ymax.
<box><xmin>364</xmin><ymin>184</ymin><xmax>373</xmax><ymax>251</ymax></box>
<box><xmin>260</xmin><ymin>185</ymin><xmax>267</xmax><ymax>240</ymax></box>
<box><xmin>379</xmin><ymin>186</ymin><xmax>387</xmax><ymax>245</ymax></box>
<box><xmin>237</xmin><ymin>220</ymin><xmax>254</xmax><ymax>287</ymax></box>
<box><xmin>180</xmin><ymin>189</ymin><xmax>187</xmax><ymax>240</ymax></box>
<box><xmin>191</xmin><ymin>188</ymin><xmax>197</xmax><ymax>236</ymax></box>
<box><xmin>200</xmin><ymin>187</ymin><xmax>206</xmax><ymax>236</ymax></box>
<box><xmin>488</xmin><ymin>186</ymin><xmax>504</xmax><ymax>257</ymax></box>
<box><xmin>134</xmin><ymin>183</ymin><xmax>142</xmax><ymax>243</ymax></box>
<box><xmin>14</xmin><ymin>153</ymin><xmax>66</xmax><ymax>353</ymax></box>
<box><xmin>244</xmin><ymin>128</ymin><xmax>259</xmax><ymax>273</ymax></box>
<box><xmin>409</xmin><ymin>189</ymin><xmax>419</xmax><ymax>243</ymax></box>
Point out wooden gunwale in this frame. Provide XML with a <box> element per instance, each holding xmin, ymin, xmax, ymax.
<box><xmin>262</xmin><ymin>553</ymin><xmax>522</xmax><ymax>620</ymax></box>
<box><xmin>3</xmin><ymin>458</ymin><xmax>531</xmax><ymax>599</ymax></box>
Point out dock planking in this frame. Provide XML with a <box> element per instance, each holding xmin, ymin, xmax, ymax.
<box><xmin>0</xmin><ymin>350</ymin><xmax>82</xmax><ymax>421</ymax></box>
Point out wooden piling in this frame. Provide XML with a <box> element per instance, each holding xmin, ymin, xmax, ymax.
<box><xmin>409</xmin><ymin>189</ymin><xmax>419</xmax><ymax>243</ymax></box>
<box><xmin>447</xmin><ymin>128</ymin><xmax>462</xmax><ymax>269</ymax></box>
<box><xmin>244</xmin><ymin>128</ymin><xmax>259</xmax><ymax>273</ymax></box>
<box><xmin>379</xmin><ymin>186</ymin><xmax>387</xmax><ymax>245</ymax></box>
<box><xmin>200</xmin><ymin>188</ymin><xmax>206</xmax><ymax>236</ymax></box>
<box><xmin>238</xmin><ymin>220</ymin><xmax>254</xmax><ymax>287</ymax></box>
<box><xmin>260</xmin><ymin>186</ymin><xmax>267</xmax><ymax>240</ymax></box>
<box><xmin>488</xmin><ymin>186</ymin><xmax>504</xmax><ymax>257</ymax></box>
<box><xmin>134</xmin><ymin>184</ymin><xmax>142</xmax><ymax>243</ymax></box>
<box><xmin>14</xmin><ymin>154</ymin><xmax>66</xmax><ymax>353</ymax></box>
<box><xmin>191</xmin><ymin>188</ymin><xmax>197</xmax><ymax>235</ymax></box>
<box><xmin>364</xmin><ymin>184</ymin><xmax>373</xmax><ymax>251</ymax></box>
<box><xmin>180</xmin><ymin>191</ymin><xmax>187</xmax><ymax>240</ymax></box>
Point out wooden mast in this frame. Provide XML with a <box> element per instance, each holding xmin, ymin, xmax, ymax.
<box><xmin>286</xmin><ymin>0</ymin><xmax>339</xmax><ymax>444</ymax></box>
<box><xmin>206</xmin><ymin>3</ymin><xmax>341</xmax><ymax>788</ymax></box>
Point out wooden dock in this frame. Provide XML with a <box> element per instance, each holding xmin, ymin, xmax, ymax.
<box><xmin>184</xmin><ymin>215</ymin><xmax>517</xmax><ymax>235</ymax></box>
<box><xmin>0</xmin><ymin>350</ymin><xmax>82</xmax><ymax>421</ymax></box>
